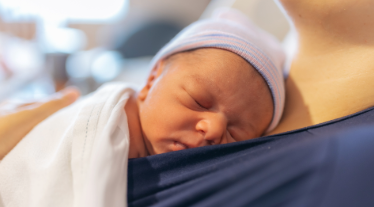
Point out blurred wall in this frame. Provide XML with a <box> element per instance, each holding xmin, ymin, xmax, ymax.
<box><xmin>67</xmin><ymin>0</ymin><xmax>212</xmax><ymax>50</ymax></box>
<box><xmin>128</xmin><ymin>0</ymin><xmax>212</xmax><ymax>27</ymax></box>
<box><xmin>99</xmin><ymin>0</ymin><xmax>211</xmax><ymax>49</ymax></box>
<box><xmin>0</xmin><ymin>0</ymin><xmax>289</xmax><ymax>48</ymax></box>
<box><xmin>0</xmin><ymin>18</ymin><xmax>36</xmax><ymax>41</ymax></box>
<box><xmin>68</xmin><ymin>23</ymin><xmax>105</xmax><ymax>50</ymax></box>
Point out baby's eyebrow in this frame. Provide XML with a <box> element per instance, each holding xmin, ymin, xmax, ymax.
<box><xmin>190</xmin><ymin>73</ymin><xmax>206</xmax><ymax>85</ymax></box>
<box><xmin>189</xmin><ymin>73</ymin><xmax>222</xmax><ymax>96</ymax></box>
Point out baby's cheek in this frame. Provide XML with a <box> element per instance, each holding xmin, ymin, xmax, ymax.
<box><xmin>161</xmin><ymin>109</ymin><xmax>191</xmax><ymax>131</ymax></box>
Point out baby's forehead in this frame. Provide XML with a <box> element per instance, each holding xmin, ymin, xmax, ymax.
<box><xmin>166</xmin><ymin>48</ymin><xmax>260</xmax><ymax>83</ymax></box>
<box><xmin>164</xmin><ymin>48</ymin><xmax>269</xmax><ymax>98</ymax></box>
<box><xmin>166</xmin><ymin>48</ymin><xmax>254</xmax><ymax>74</ymax></box>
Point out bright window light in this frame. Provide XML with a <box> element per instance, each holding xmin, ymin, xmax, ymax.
<box><xmin>0</xmin><ymin>0</ymin><xmax>128</xmax><ymax>22</ymax></box>
<box><xmin>42</xmin><ymin>27</ymin><xmax>86</xmax><ymax>53</ymax></box>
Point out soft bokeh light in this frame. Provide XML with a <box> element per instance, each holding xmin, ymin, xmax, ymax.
<box><xmin>66</xmin><ymin>50</ymin><xmax>95</xmax><ymax>79</ymax></box>
<box><xmin>91</xmin><ymin>50</ymin><xmax>122</xmax><ymax>83</ymax></box>
<box><xmin>1</xmin><ymin>37</ymin><xmax>42</xmax><ymax>74</ymax></box>
<box><xmin>0</xmin><ymin>0</ymin><xmax>128</xmax><ymax>22</ymax></box>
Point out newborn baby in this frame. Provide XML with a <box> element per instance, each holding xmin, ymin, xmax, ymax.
<box><xmin>0</xmin><ymin>8</ymin><xmax>285</xmax><ymax>207</ymax></box>
<box><xmin>126</xmin><ymin>9</ymin><xmax>285</xmax><ymax>157</ymax></box>
<box><xmin>128</xmin><ymin>48</ymin><xmax>274</xmax><ymax>157</ymax></box>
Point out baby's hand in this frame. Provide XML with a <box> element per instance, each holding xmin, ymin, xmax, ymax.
<box><xmin>0</xmin><ymin>87</ymin><xmax>80</xmax><ymax>159</ymax></box>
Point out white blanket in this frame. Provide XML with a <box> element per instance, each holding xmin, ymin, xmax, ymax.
<box><xmin>0</xmin><ymin>83</ymin><xmax>134</xmax><ymax>207</ymax></box>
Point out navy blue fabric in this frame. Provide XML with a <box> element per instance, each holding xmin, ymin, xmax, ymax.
<box><xmin>128</xmin><ymin>106</ymin><xmax>374</xmax><ymax>207</ymax></box>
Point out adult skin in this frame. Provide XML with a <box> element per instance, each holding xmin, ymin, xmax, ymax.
<box><xmin>269</xmin><ymin>0</ymin><xmax>374</xmax><ymax>134</ymax></box>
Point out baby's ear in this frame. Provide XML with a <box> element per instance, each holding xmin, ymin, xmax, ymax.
<box><xmin>138</xmin><ymin>60</ymin><xmax>165</xmax><ymax>101</ymax></box>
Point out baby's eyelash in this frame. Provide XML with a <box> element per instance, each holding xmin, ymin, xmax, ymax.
<box><xmin>195</xmin><ymin>100</ymin><xmax>205</xmax><ymax>108</ymax></box>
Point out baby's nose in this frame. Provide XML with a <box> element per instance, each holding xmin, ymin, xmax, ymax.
<box><xmin>195</xmin><ymin>114</ymin><xmax>227</xmax><ymax>145</ymax></box>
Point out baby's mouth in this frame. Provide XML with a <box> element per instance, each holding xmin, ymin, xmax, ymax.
<box><xmin>172</xmin><ymin>141</ymin><xmax>188</xmax><ymax>151</ymax></box>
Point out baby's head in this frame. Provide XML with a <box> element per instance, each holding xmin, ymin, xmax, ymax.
<box><xmin>135</xmin><ymin>8</ymin><xmax>285</xmax><ymax>155</ymax></box>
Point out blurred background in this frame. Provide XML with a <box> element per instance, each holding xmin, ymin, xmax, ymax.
<box><xmin>0</xmin><ymin>0</ymin><xmax>291</xmax><ymax>101</ymax></box>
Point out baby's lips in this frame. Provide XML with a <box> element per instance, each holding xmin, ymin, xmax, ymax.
<box><xmin>172</xmin><ymin>141</ymin><xmax>188</xmax><ymax>151</ymax></box>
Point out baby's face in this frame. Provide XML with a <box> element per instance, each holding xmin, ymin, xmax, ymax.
<box><xmin>137</xmin><ymin>48</ymin><xmax>273</xmax><ymax>155</ymax></box>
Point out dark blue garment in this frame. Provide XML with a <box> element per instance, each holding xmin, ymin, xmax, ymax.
<box><xmin>128</xmin><ymin>106</ymin><xmax>374</xmax><ymax>207</ymax></box>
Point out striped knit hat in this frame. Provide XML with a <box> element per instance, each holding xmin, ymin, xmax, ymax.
<box><xmin>149</xmin><ymin>8</ymin><xmax>286</xmax><ymax>132</ymax></box>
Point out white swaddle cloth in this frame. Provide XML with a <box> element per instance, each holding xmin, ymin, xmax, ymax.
<box><xmin>0</xmin><ymin>83</ymin><xmax>133</xmax><ymax>207</ymax></box>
